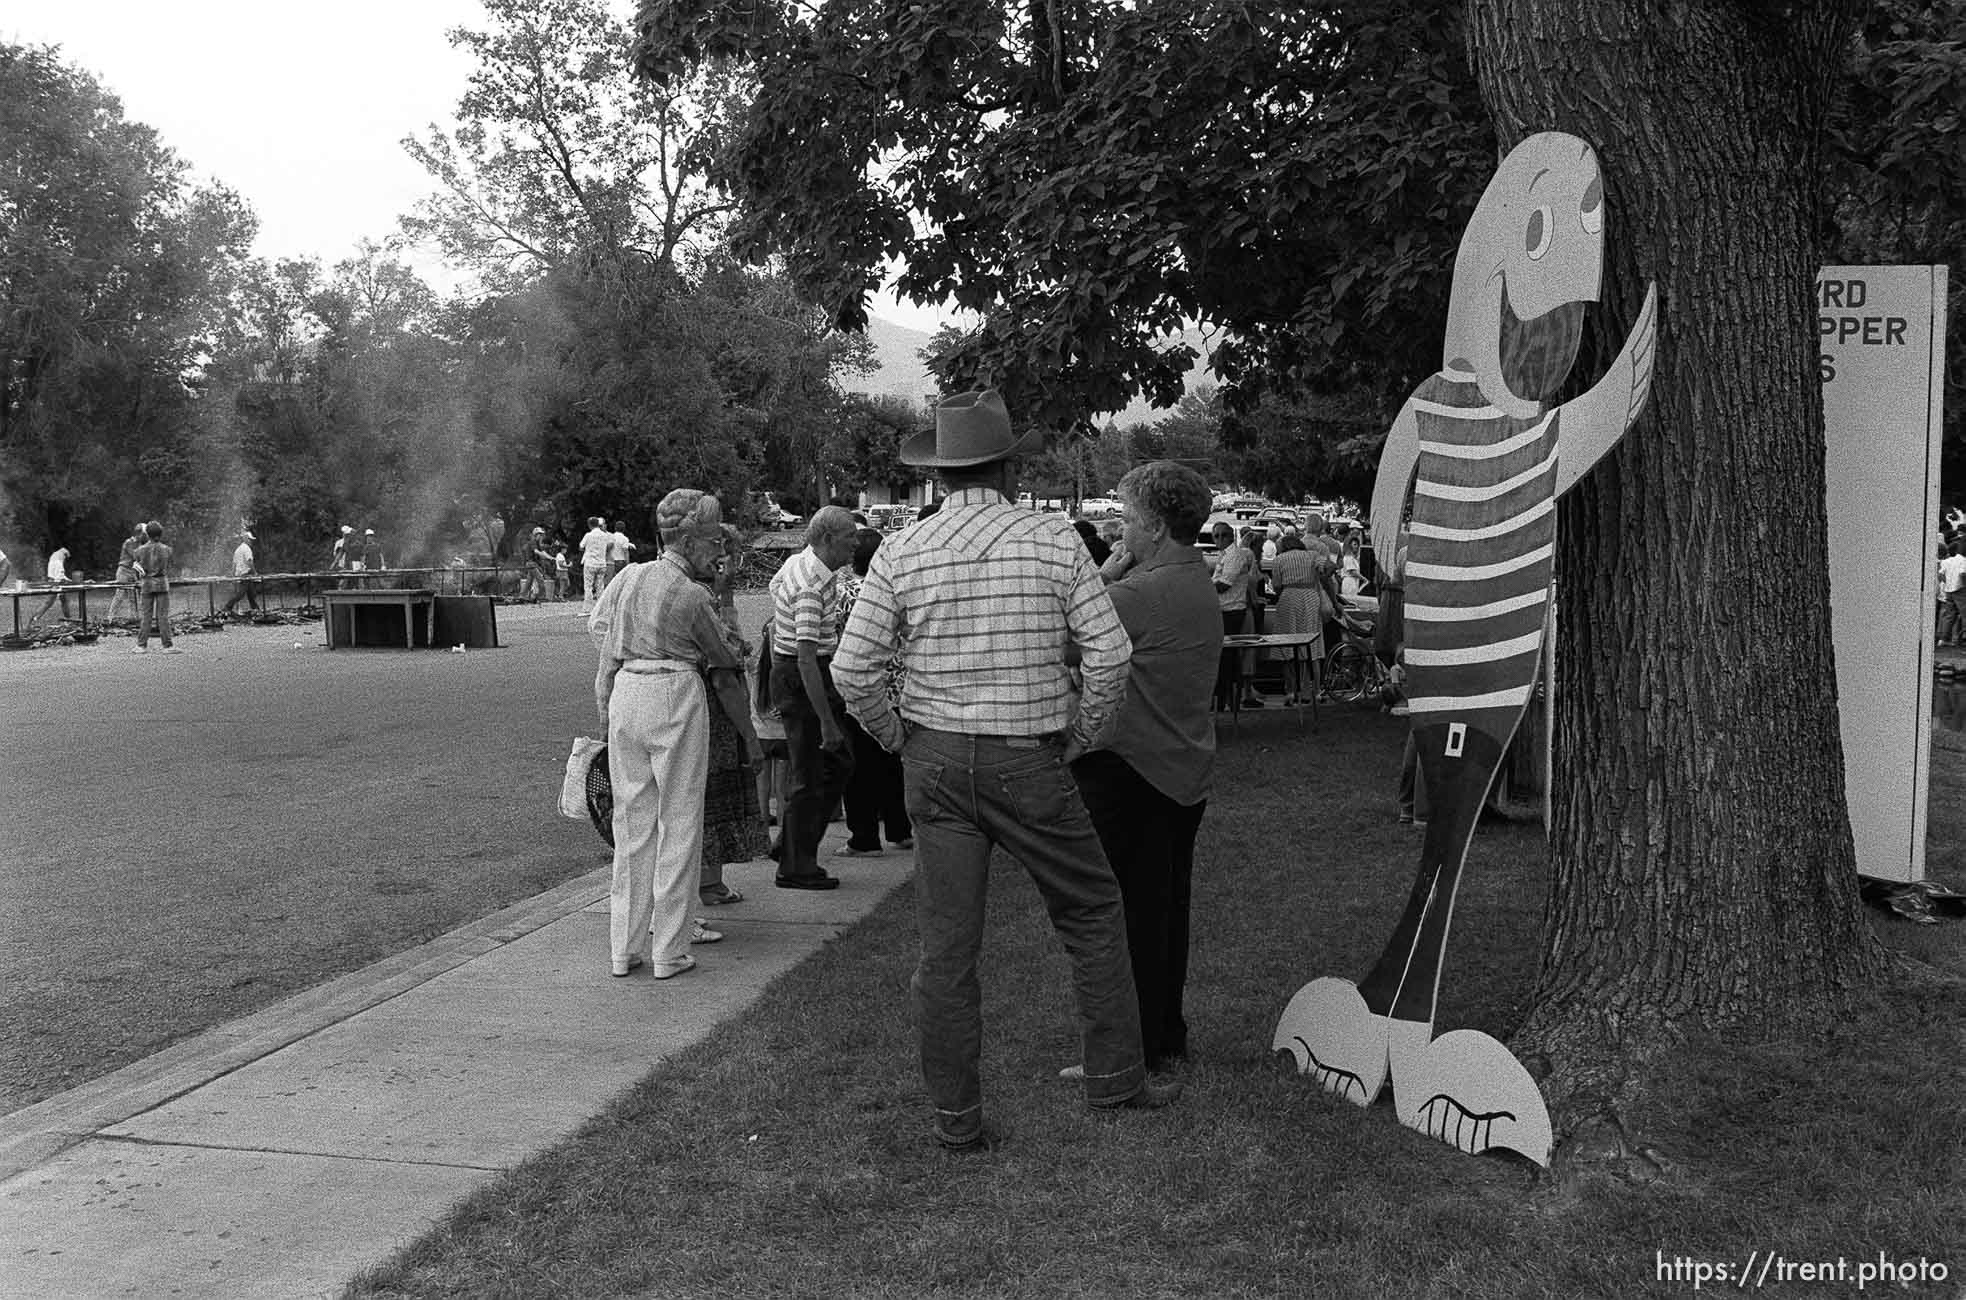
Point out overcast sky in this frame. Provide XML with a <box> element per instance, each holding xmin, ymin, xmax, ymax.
<box><xmin>5</xmin><ymin>0</ymin><xmax>945</xmax><ymax>329</ymax></box>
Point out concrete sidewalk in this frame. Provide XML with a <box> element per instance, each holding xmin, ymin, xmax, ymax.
<box><xmin>0</xmin><ymin>827</ymin><xmax>913</xmax><ymax>1299</ymax></box>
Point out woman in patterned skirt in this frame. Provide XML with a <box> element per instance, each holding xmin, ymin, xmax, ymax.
<box><xmin>699</xmin><ymin>525</ymin><xmax>768</xmax><ymax>904</ymax></box>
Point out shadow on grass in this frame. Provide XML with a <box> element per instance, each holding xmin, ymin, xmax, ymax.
<box><xmin>349</xmin><ymin>707</ymin><xmax>1966</xmax><ymax>1299</ymax></box>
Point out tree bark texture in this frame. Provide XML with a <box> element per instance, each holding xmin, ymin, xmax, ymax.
<box><xmin>1464</xmin><ymin>1</ymin><xmax>1890</xmax><ymax>1128</ymax></box>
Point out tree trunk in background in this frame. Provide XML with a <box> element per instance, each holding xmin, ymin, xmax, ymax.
<box><xmin>1465</xmin><ymin>1</ymin><xmax>1890</xmax><ymax>1144</ymax></box>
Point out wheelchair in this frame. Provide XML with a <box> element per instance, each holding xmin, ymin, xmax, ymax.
<box><xmin>1321</xmin><ymin>602</ymin><xmax>1389</xmax><ymax>703</ymax></box>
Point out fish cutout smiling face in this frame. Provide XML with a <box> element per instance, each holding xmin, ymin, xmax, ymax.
<box><xmin>1444</xmin><ymin>132</ymin><xmax>1607</xmax><ymax>419</ymax></box>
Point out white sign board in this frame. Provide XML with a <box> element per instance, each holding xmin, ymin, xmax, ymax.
<box><xmin>1818</xmin><ymin>265</ymin><xmax>1949</xmax><ymax>883</ymax></box>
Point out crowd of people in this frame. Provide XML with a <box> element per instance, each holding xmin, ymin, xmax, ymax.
<box><xmin>1938</xmin><ymin>507</ymin><xmax>1966</xmax><ymax>647</ymax></box>
<box><xmin>589</xmin><ymin>389</ymin><xmax>1234</xmax><ymax>1150</ymax></box>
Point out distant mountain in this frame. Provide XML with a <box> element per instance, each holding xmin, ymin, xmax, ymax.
<box><xmin>840</xmin><ymin>315</ymin><xmax>936</xmax><ymax>406</ymax></box>
<box><xmin>839</xmin><ymin>314</ymin><xmax>1217</xmax><ymax>428</ymax></box>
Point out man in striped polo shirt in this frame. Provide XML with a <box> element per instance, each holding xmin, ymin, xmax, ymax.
<box><xmin>768</xmin><ymin>506</ymin><xmax>861</xmax><ymax>889</ymax></box>
<box><xmin>835</xmin><ymin>389</ymin><xmax>1180</xmax><ymax>1153</ymax></box>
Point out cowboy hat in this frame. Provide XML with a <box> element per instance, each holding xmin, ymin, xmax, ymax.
<box><xmin>900</xmin><ymin>389</ymin><xmax>1043</xmax><ymax>468</ymax></box>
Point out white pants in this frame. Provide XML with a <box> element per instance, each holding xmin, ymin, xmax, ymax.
<box><xmin>583</xmin><ymin>565</ymin><xmax>608</xmax><ymax>611</ymax></box>
<box><xmin>608</xmin><ymin>668</ymin><xmax>710</xmax><ymax>971</ymax></box>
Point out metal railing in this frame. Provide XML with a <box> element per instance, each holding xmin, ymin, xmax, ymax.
<box><xmin>3</xmin><ymin>566</ymin><xmax>554</xmax><ymax>638</ymax></box>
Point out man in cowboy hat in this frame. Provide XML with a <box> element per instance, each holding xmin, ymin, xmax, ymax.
<box><xmin>833</xmin><ymin>388</ymin><xmax>1178</xmax><ymax>1153</ymax></box>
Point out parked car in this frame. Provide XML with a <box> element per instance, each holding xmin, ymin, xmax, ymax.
<box><xmin>1253</xmin><ymin>507</ymin><xmax>1301</xmax><ymax>531</ymax></box>
<box><xmin>1078</xmin><ymin>497</ymin><xmax>1124</xmax><ymax>520</ymax></box>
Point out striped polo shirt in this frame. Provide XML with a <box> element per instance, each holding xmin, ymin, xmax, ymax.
<box><xmin>769</xmin><ymin>545</ymin><xmax>842</xmax><ymax>657</ymax></box>
<box><xmin>1402</xmin><ymin>368</ymin><xmax>1557</xmax><ymax>741</ymax></box>
<box><xmin>832</xmin><ymin>486</ymin><xmax>1132</xmax><ymax>751</ymax></box>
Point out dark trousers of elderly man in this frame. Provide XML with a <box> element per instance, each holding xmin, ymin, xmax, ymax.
<box><xmin>769</xmin><ymin>652</ymin><xmax>854</xmax><ymax>884</ymax></box>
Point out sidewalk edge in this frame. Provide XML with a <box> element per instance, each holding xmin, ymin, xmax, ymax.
<box><xmin>0</xmin><ymin>866</ymin><xmax>610</xmax><ymax>1184</ymax></box>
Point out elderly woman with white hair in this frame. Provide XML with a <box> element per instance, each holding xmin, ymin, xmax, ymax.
<box><xmin>590</xmin><ymin>489</ymin><xmax>765</xmax><ymax>979</ymax></box>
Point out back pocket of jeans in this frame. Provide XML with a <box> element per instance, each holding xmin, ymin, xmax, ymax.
<box><xmin>997</xmin><ymin>757</ymin><xmax>1079</xmax><ymax>827</ymax></box>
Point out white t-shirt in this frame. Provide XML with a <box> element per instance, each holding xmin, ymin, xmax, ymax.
<box><xmin>46</xmin><ymin>548</ymin><xmax>69</xmax><ymax>582</ymax></box>
<box><xmin>233</xmin><ymin>542</ymin><xmax>254</xmax><ymax>576</ymax></box>
<box><xmin>579</xmin><ymin>528</ymin><xmax>612</xmax><ymax>568</ymax></box>
<box><xmin>1940</xmin><ymin>553</ymin><xmax>1966</xmax><ymax>594</ymax></box>
<box><xmin>608</xmin><ymin>532</ymin><xmax>635</xmax><ymax>564</ymax></box>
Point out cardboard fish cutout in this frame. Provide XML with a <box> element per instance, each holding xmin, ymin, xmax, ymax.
<box><xmin>1274</xmin><ymin>132</ymin><xmax>1656</xmax><ymax>1166</ymax></box>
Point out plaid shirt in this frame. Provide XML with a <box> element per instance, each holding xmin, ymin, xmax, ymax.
<box><xmin>770</xmin><ymin>545</ymin><xmax>842</xmax><ymax>656</ymax></box>
<box><xmin>834</xmin><ymin>486</ymin><xmax>1132</xmax><ymax>751</ymax></box>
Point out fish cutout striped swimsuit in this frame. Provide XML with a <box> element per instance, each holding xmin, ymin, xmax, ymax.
<box><xmin>1402</xmin><ymin>369</ymin><xmax>1556</xmax><ymax>746</ymax></box>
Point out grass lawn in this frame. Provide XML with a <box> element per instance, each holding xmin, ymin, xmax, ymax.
<box><xmin>350</xmin><ymin>705</ymin><xmax>1966</xmax><ymax>1300</ymax></box>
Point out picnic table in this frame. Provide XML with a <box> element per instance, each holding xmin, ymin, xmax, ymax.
<box><xmin>322</xmin><ymin>588</ymin><xmax>436</xmax><ymax>650</ymax></box>
<box><xmin>1221</xmin><ymin>631</ymin><xmax>1323</xmax><ymax>731</ymax></box>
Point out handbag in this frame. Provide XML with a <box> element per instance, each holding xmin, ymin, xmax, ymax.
<box><xmin>560</xmin><ymin>736</ymin><xmax>605</xmax><ymax>819</ymax></box>
<box><xmin>583</xmin><ymin>745</ymin><xmax>615</xmax><ymax>848</ymax></box>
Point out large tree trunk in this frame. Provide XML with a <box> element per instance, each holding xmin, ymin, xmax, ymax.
<box><xmin>1464</xmin><ymin>1</ymin><xmax>1891</xmax><ymax>1148</ymax></box>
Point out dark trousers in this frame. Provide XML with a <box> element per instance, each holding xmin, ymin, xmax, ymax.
<box><xmin>843</xmin><ymin>714</ymin><xmax>911</xmax><ymax>849</ymax></box>
<box><xmin>223</xmin><ymin>578</ymin><xmax>261</xmax><ymax>613</ymax></box>
<box><xmin>902</xmin><ymin>729</ymin><xmax>1145</xmax><ymax>1141</ymax></box>
<box><xmin>1943</xmin><ymin>590</ymin><xmax>1966</xmax><ymax>644</ymax></box>
<box><xmin>1214</xmin><ymin>609</ymin><xmax>1249</xmax><ymax>708</ymax></box>
<box><xmin>137</xmin><ymin>589</ymin><xmax>172</xmax><ymax>648</ymax></box>
<box><xmin>1072</xmin><ymin>750</ymin><xmax>1205</xmax><ymax>1067</ymax></box>
<box><xmin>770</xmin><ymin>652</ymin><xmax>854</xmax><ymax>879</ymax></box>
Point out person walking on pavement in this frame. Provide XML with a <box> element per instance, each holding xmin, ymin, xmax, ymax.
<box><xmin>579</xmin><ymin>516</ymin><xmax>612</xmax><ymax>612</ymax></box>
<box><xmin>331</xmin><ymin>524</ymin><xmax>354</xmax><ymax>587</ymax></box>
<box><xmin>608</xmin><ymin>521</ymin><xmax>637</xmax><ymax>582</ymax></box>
<box><xmin>768</xmin><ymin>506</ymin><xmax>859</xmax><ymax>889</ymax></box>
<box><xmin>132</xmin><ymin>521</ymin><xmax>180</xmax><ymax>653</ymax></box>
<box><xmin>589</xmin><ymin>489</ymin><xmax>764</xmax><ymax>980</ymax></box>
<box><xmin>834</xmin><ymin>387</ymin><xmax>1179</xmax><ymax>1154</ymax></box>
<box><xmin>105</xmin><ymin>521</ymin><xmax>147</xmax><ymax>623</ymax></box>
<box><xmin>28</xmin><ymin>545</ymin><xmax>75</xmax><ymax>624</ymax></box>
<box><xmin>223</xmin><ymin>531</ymin><xmax>261</xmax><ymax>616</ymax></box>
<box><xmin>521</xmin><ymin>526</ymin><xmax>555</xmax><ymax>603</ymax></box>
<box><xmin>1939</xmin><ymin>540</ymin><xmax>1966</xmax><ymax>646</ymax></box>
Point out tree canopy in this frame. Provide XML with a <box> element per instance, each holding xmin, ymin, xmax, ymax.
<box><xmin>0</xmin><ymin>44</ymin><xmax>256</xmax><ymax>567</ymax></box>
<box><xmin>635</xmin><ymin>0</ymin><xmax>1961</xmax><ymax>499</ymax></box>
<box><xmin>632</xmin><ymin>0</ymin><xmax>1494</xmax><ymax>429</ymax></box>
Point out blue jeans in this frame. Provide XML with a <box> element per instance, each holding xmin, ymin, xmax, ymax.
<box><xmin>902</xmin><ymin>728</ymin><xmax>1146</xmax><ymax>1141</ymax></box>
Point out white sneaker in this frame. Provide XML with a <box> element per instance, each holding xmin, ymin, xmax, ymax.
<box><xmin>132</xmin><ymin>645</ymin><xmax>148</xmax><ymax>654</ymax></box>
<box><xmin>163</xmin><ymin>646</ymin><xmax>184</xmax><ymax>654</ymax></box>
